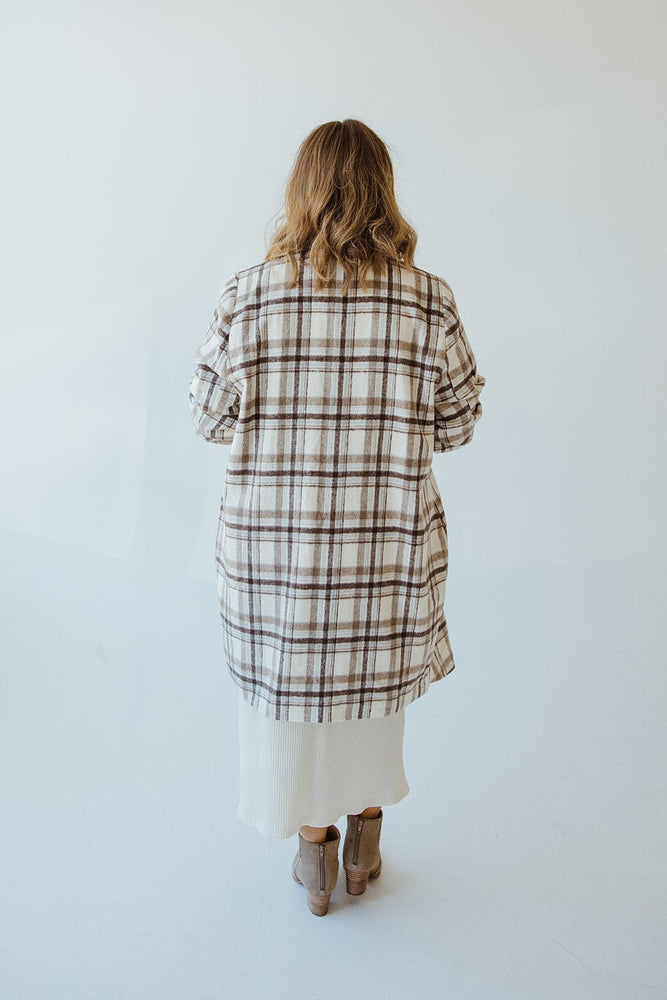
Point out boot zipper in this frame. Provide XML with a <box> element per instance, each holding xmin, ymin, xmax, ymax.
<box><xmin>352</xmin><ymin>817</ymin><xmax>364</xmax><ymax>865</ymax></box>
<box><xmin>319</xmin><ymin>842</ymin><xmax>325</xmax><ymax>891</ymax></box>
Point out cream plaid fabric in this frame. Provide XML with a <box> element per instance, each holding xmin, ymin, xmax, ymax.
<box><xmin>188</xmin><ymin>255</ymin><xmax>486</xmax><ymax>722</ymax></box>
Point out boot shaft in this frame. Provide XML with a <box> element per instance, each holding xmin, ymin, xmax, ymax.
<box><xmin>295</xmin><ymin>824</ymin><xmax>340</xmax><ymax>897</ymax></box>
<box><xmin>343</xmin><ymin>809</ymin><xmax>383</xmax><ymax>873</ymax></box>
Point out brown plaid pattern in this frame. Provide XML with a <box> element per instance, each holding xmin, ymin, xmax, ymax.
<box><xmin>188</xmin><ymin>255</ymin><xmax>486</xmax><ymax>722</ymax></box>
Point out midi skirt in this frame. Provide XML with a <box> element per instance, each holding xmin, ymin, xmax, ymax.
<box><xmin>236</xmin><ymin>689</ymin><xmax>410</xmax><ymax>839</ymax></box>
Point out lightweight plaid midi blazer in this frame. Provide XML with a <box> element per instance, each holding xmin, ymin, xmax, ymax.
<box><xmin>188</xmin><ymin>254</ymin><xmax>486</xmax><ymax>722</ymax></box>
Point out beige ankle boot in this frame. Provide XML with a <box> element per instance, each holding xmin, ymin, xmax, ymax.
<box><xmin>291</xmin><ymin>824</ymin><xmax>340</xmax><ymax>916</ymax></box>
<box><xmin>342</xmin><ymin>809</ymin><xmax>383</xmax><ymax>894</ymax></box>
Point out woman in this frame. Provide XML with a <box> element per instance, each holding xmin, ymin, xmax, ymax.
<box><xmin>187</xmin><ymin>118</ymin><xmax>486</xmax><ymax>916</ymax></box>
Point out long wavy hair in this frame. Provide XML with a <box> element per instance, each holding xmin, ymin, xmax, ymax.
<box><xmin>264</xmin><ymin>119</ymin><xmax>418</xmax><ymax>295</ymax></box>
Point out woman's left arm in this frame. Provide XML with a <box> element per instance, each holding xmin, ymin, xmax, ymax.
<box><xmin>187</xmin><ymin>272</ymin><xmax>240</xmax><ymax>443</ymax></box>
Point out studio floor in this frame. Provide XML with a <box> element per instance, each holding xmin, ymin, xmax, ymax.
<box><xmin>1</xmin><ymin>534</ymin><xmax>665</xmax><ymax>1000</ymax></box>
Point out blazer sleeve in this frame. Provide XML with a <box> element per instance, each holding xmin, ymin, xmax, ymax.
<box><xmin>187</xmin><ymin>272</ymin><xmax>241</xmax><ymax>444</ymax></box>
<box><xmin>433</xmin><ymin>289</ymin><xmax>486</xmax><ymax>453</ymax></box>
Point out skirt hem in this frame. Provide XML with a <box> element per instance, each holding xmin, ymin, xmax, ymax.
<box><xmin>236</xmin><ymin>783</ymin><xmax>410</xmax><ymax>840</ymax></box>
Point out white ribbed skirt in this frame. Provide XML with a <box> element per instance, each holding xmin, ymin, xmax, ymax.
<box><xmin>236</xmin><ymin>690</ymin><xmax>410</xmax><ymax>839</ymax></box>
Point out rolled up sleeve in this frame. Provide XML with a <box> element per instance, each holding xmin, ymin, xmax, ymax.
<box><xmin>187</xmin><ymin>272</ymin><xmax>241</xmax><ymax>443</ymax></box>
<box><xmin>433</xmin><ymin>292</ymin><xmax>486</xmax><ymax>453</ymax></box>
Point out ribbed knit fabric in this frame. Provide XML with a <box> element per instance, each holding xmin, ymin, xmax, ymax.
<box><xmin>236</xmin><ymin>689</ymin><xmax>410</xmax><ymax>839</ymax></box>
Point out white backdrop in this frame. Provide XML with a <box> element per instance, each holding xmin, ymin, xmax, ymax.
<box><xmin>1</xmin><ymin>1</ymin><xmax>665</xmax><ymax>998</ymax></box>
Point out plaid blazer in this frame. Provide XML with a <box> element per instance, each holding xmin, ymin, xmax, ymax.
<box><xmin>188</xmin><ymin>254</ymin><xmax>486</xmax><ymax>722</ymax></box>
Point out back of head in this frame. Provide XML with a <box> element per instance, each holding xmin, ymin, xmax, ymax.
<box><xmin>265</xmin><ymin>119</ymin><xmax>417</xmax><ymax>295</ymax></box>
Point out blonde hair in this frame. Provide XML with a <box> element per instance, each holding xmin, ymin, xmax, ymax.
<box><xmin>265</xmin><ymin>119</ymin><xmax>418</xmax><ymax>295</ymax></box>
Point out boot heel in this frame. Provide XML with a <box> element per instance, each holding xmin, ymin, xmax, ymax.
<box><xmin>307</xmin><ymin>893</ymin><xmax>332</xmax><ymax>916</ymax></box>
<box><xmin>345</xmin><ymin>868</ymin><xmax>369</xmax><ymax>895</ymax></box>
